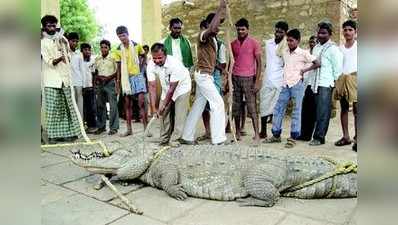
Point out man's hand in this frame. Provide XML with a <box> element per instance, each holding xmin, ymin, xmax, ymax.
<box><xmin>254</xmin><ymin>81</ymin><xmax>262</xmax><ymax>93</ymax></box>
<box><xmin>300</xmin><ymin>69</ymin><xmax>305</xmax><ymax>80</ymax></box>
<box><xmin>158</xmin><ymin>104</ymin><xmax>165</xmax><ymax>117</ymax></box>
<box><xmin>52</xmin><ymin>55</ymin><xmax>65</xmax><ymax>66</ymax></box>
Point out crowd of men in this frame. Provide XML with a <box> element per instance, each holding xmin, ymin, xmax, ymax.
<box><xmin>41</xmin><ymin>0</ymin><xmax>357</xmax><ymax>151</ymax></box>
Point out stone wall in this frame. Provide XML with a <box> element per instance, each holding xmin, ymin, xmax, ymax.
<box><xmin>161</xmin><ymin>0</ymin><xmax>356</xmax><ymax>52</ymax></box>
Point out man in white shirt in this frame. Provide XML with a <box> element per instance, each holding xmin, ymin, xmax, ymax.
<box><xmin>41</xmin><ymin>15</ymin><xmax>81</xmax><ymax>143</ymax></box>
<box><xmin>147</xmin><ymin>43</ymin><xmax>191</xmax><ymax>147</ymax></box>
<box><xmin>80</xmin><ymin>43</ymin><xmax>97</xmax><ymax>133</ymax></box>
<box><xmin>334</xmin><ymin>20</ymin><xmax>358</xmax><ymax>151</ymax></box>
<box><xmin>259</xmin><ymin>21</ymin><xmax>288</xmax><ymax>139</ymax></box>
<box><xmin>67</xmin><ymin>32</ymin><xmax>84</xmax><ymax>119</ymax></box>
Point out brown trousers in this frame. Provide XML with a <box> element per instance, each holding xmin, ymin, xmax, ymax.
<box><xmin>160</xmin><ymin>92</ymin><xmax>190</xmax><ymax>143</ymax></box>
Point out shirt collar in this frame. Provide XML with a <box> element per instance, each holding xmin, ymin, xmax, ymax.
<box><xmin>288</xmin><ymin>46</ymin><xmax>302</xmax><ymax>55</ymax></box>
<box><xmin>100</xmin><ymin>53</ymin><xmax>111</xmax><ymax>60</ymax></box>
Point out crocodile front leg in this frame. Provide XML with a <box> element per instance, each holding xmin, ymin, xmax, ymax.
<box><xmin>157</xmin><ymin>164</ymin><xmax>188</xmax><ymax>200</ymax></box>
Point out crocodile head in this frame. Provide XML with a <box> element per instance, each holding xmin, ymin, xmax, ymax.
<box><xmin>70</xmin><ymin>148</ymin><xmax>153</xmax><ymax>179</ymax></box>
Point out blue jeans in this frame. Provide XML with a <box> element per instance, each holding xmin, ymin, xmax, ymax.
<box><xmin>271</xmin><ymin>81</ymin><xmax>305</xmax><ymax>139</ymax></box>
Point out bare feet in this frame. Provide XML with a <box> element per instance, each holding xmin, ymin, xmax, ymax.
<box><xmin>251</xmin><ymin>135</ymin><xmax>261</xmax><ymax>147</ymax></box>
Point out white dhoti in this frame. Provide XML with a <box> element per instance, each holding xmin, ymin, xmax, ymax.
<box><xmin>182</xmin><ymin>72</ymin><xmax>226</xmax><ymax>144</ymax></box>
<box><xmin>259</xmin><ymin>85</ymin><xmax>281</xmax><ymax>117</ymax></box>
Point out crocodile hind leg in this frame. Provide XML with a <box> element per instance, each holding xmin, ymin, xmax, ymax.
<box><xmin>237</xmin><ymin>181</ymin><xmax>279</xmax><ymax>207</ymax></box>
<box><xmin>238</xmin><ymin>164</ymin><xmax>287</xmax><ymax>207</ymax></box>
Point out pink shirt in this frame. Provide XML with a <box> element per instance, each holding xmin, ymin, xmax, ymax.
<box><xmin>282</xmin><ymin>47</ymin><xmax>316</xmax><ymax>87</ymax></box>
<box><xmin>231</xmin><ymin>36</ymin><xmax>261</xmax><ymax>77</ymax></box>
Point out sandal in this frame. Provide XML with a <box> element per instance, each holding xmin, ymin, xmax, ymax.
<box><xmin>334</xmin><ymin>137</ymin><xmax>352</xmax><ymax>146</ymax></box>
<box><xmin>285</xmin><ymin>138</ymin><xmax>296</xmax><ymax>148</ymax></box>
<box><xmin>240</xmin><ymin>130</ymin><xmax>247</xmax><ymax>136</ymax></box>
<box><xmin>196</xmin><ymin>134</ymin><xmax>211</xmax><ymax>141</ymax></box>
<box><xmin>108</xmin><ymin>129</ymin><xmax>118</xmax><ymax>135</ymax></box>
<box><xmin>263</xmin><ymin>136</ymin><xmax>281</xmax><ymax>143</ymax></box>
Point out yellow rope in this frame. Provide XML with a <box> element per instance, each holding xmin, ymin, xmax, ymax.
<box><xmin>285</xmin><ymin>158</ymin><xmax>357</xmax><ymax>194</ymax></box>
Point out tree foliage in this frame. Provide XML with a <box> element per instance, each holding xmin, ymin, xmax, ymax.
<box><xmin>60</xmin><ymin>0</ymin><xmax>99</xmax><ymax>43</ymax></box>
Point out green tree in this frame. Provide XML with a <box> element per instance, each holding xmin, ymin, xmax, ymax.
<box><xmin>60</xmin><ymin>0</ymin><xmax>99</xmax><ymax>43</ymax></box>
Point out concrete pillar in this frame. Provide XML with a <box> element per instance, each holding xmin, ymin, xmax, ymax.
<box><xmin>142</xmin><ymin>0</ymin><xmax>162</xmax><ymax>46</ymax></box>
<box><xmin>41</xmin><ymin>0</ymin><xmax>60</xmax><ymax>20</ymax></box>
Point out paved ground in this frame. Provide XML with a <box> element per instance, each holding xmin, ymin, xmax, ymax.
<box><xmin>41</xmin><ymin>114</ymin><xmax>357</xmax><ymax>225</ymax></box>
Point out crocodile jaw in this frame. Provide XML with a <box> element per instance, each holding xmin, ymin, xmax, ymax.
<box><xmin>70</xmin><ymin>150</ymin><xmax>122</xmax><ymax>175</ymax></box>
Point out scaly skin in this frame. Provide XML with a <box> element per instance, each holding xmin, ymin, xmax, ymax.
<box><xmin>71</xmin><ymin>144</ymin><xmax>357</xmax><ymax>207</ymax></box>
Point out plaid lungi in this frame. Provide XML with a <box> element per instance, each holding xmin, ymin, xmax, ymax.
<box><xmin>44</xmin><ymin>87</ymin><xmax>81</xmax><ymax>139</ymax></box>
<box><xmin>232</xmin><ymin>76</ymin><xmax>257</xmax><ymax>118</ymax></box>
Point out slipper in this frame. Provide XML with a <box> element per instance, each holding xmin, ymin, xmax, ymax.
<box><xmin>334</xmin><ymin>138</ymin><xmax>352</xmax><ymax>146</ymax></box>
<box><xmin>259</xmin><ymin>132</ymin><xmax>267</xmax><ymax>139</ymax></box>
<box><xmin>285</xmin><ymin>138</ymin><xmax>296</xmax><ymax>148</ymax></box>
<box><xmin>108</xmin><ymin>129</ymin><xmax>118</xmax><ymax>135</ymax></box>
<box><xmin>119</xmin><ymin>130</ymin><xmax>132</xmax><ymax>137</ymax></box>
<box><xmin>196</xmin><ymin>134</ymin><xmax>210</xmax><ymax>141</ymax></box>
<box><xmin>263</xmin><ymin>136</ymin><xmax>281</xmax><ymax>143</ymax></box>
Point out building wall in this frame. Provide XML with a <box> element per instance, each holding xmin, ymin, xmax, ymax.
<box><xmin>142</xmin><ymin>0</ymin><xmax>163</xmax><ymax>46</ymax></box>
<box><xmin>162</xmin><ymin>0</ymin><xmax>356</xmax><ymax>51</ymax></box>
<box><xmin>41</xmin><ymin>0</ymin><xmax>60</xmax><ymax>19</ymax></box>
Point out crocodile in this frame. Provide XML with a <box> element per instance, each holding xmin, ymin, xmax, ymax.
<box><xmin>70</xmin><ymin>144</ymin><xmax>357</xmax><ymax>207</ymax></box>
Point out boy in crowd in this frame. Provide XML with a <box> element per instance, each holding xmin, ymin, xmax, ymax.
<box><xmin>265</xmin><ymin>29</ymin><xmax>320</xmax><ymax>148</ymax></box>
<box><xmin>94</xmin><ymin>40</ymin><xmax>119</xmax><ymax>135</ymax></box>
<box><xmin>231</xmin><ymin>18</ymin><xmax>262</xmax><ymax>145</ymax></box>
<box><xmin>259</xmin><ymin>21</ymin><xmax>289</xmax><ymax>139</ymax></box>
<box><xmin>113</xmin><ymin>26</ymin><xmax>148</xmax><ymax>137</ymax></box>
<box><xmin>67</xmin><ymin>32</ymin><xmax>84</xmax><ymax>119</ymax></box>
<box><xmin>147</xmin><ymin>43</ymin><xmax>191</xmax><ymax>147</ymax></box>
<box><xmin>334</xmin><ymin>20</ymin><xmax>358</xmax><ymax>151</ymax></box>
<box><xmin>80</xmin><ymin>43</ymin><xmax>97</xmax><ymax>133</ymax></box>
<box><xmin>308</xmin><ymin>22</ymin><xmax>343</xmax><ymax>146</ymax></box>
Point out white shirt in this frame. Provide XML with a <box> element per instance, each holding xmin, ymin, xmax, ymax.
<box><xmin>70</xmin><ymin>50</ymin><xmax>84</xmax><ymax>86</ymax></box>
<box><xmin>303</xmin><ymin>49</ymin><xmax>315</xmax><ymax>87</ymax></box>
<box><xmin>340</xmin><ymin>41</ymin><xmax>357</xmax><ymax>74</ymax></box>
<box><xmin>161</xmin><ymin>37</ymin><xmax>190</xmax><ymax>63</ymax></box>
<box><xmin>147</xmin><ymin>55</ymin><xmax>191</xmax><ymax>101</ymax></box>
<box><xmin>263</xmin><ymin>39</ymin><xmax>284</xmax><ymax>88</ymax></box>
<box><xmin>82</xmin><ymin>57</ymin><xmax>95</xmax><ymax>88</ymax></box>
<box><xmin>41</xmin><ymin>37</ymin><xmax>72</xmax><ymax>88</ymax></box>
<box><xmin>217</xmin><ymin>41</ymin><xmax>227</xmax><ymax>64</ymax></box>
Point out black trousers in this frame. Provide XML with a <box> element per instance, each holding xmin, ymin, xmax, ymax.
<box><xmin>83</xmin><ymin>87</ymin><xmax>97</xmax><ymax>128</ymax></box>
<box><xmin>300</xmin><ymin>86</ymin><xmax>332</xmax><ymax>143</ymax></box>
<box><xmin>300</xmin><ymin>86</ymin><xmax>316</xmax><ymax>140</ymax></box>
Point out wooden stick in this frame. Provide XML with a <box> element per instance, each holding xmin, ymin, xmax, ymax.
<box><xmin>100</xmin><ymin>175</ymin><xmax>143</xmax><ymax>215</ymax></box>
<box><xmin>224</xmin><ymin>2</ymin><xmax>238</xmax><ymax>143</ymax></box>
